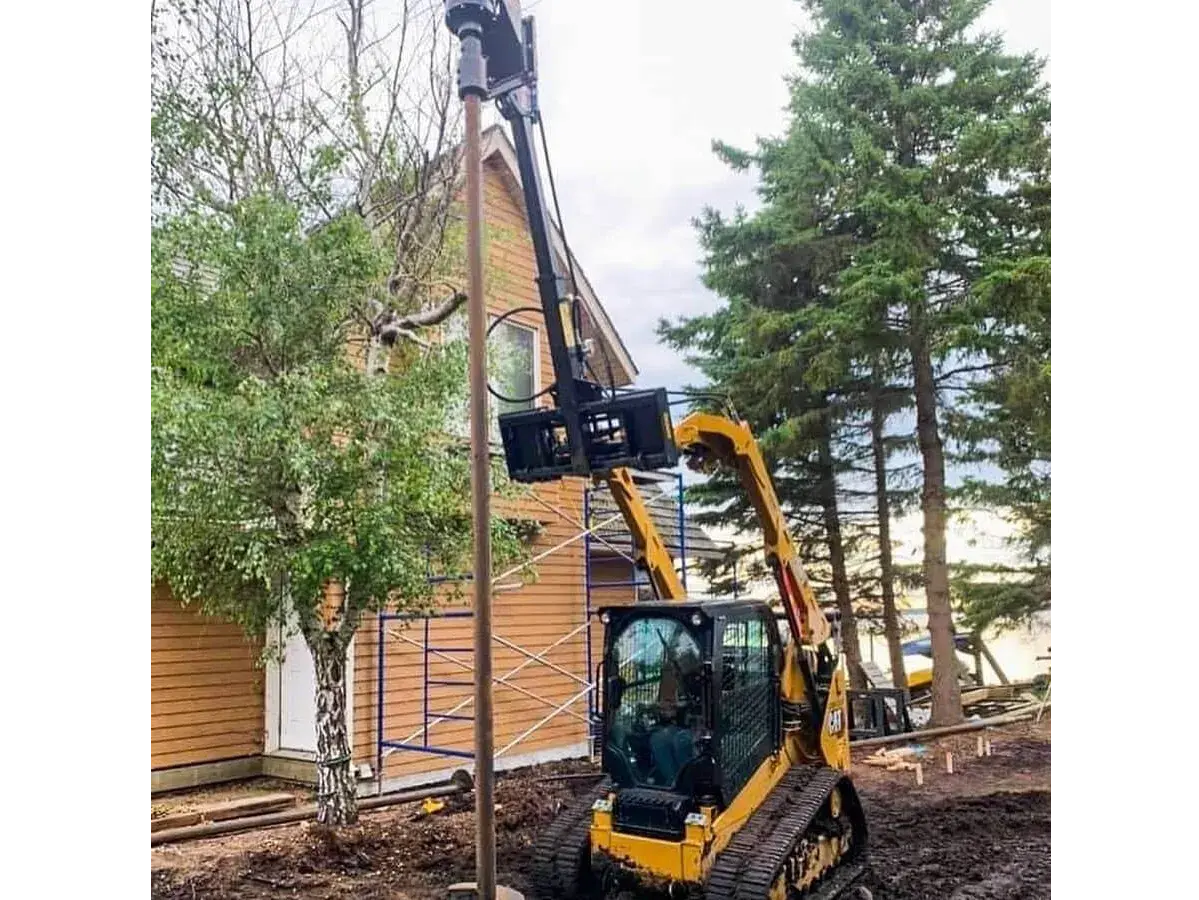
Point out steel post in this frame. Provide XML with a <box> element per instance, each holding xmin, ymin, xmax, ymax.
<box><xmin>464</xmin><ymin>89</ymin><xmax>496</xmax><ymax>900</ymax></box>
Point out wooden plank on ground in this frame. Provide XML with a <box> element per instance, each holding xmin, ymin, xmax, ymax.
<box><xmin>151</xmin><ymin>811</ymin><xmax>202</xmax><ymax>832</ymax></box>
<box><xmin>199</xmin><ymin>793</ymin><xmax>298</xmax><ymax>822</ymax></box>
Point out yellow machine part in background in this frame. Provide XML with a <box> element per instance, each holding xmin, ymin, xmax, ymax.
<box><xmin>907</xmin><ymin>668</ymin><xmax>933</xmax><ymax>691</ymax></box>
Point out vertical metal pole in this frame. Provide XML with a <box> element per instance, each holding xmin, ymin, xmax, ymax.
<box><xmin>465</xmin><ymin>89</ymin><xmax>497</xmax><ymax>900</ymax></box>
<box><xmin>444</xmin><ymin>6</ymin><xmax>525</xmax><ymax>897</ymax></box>
<box><xmin>423</xmin><ymin>617</ymin><xmax>431</xmax><ymax>747</ymax></box>
<box><xmin>376</xmin><ymin>612</ymin><xmax>384</xmax><ymax>797</ymax></box>
<box><xmin>583</xmin><ymin>485</ymin><xmax>593</xmax><ymax>730</ymax></box>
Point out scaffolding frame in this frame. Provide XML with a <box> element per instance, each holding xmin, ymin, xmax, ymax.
<box><xmin>373</xmin><ymin>474</ymin><xmax>730</xmax><ymax>789</ymax></box>
<box><xmin>373</xmin><ymin>487</ymin><xmax>627</xmax><ymax>790</ymax></box>
<box><xmin>581</xmin><ymin>473</ymin><xmax>739</xmax><ymax>746</ymax></box>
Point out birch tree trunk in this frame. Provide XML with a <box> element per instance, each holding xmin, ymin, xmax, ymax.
<box><xmin>309</xmin><ymin>630</ymin><xmax>358</xmax><ymax>826</ymax></box>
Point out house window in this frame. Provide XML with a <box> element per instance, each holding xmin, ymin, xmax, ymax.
<box><xmin>443</xmin><ymin>314</ymin><xmax>539</xmax><ymax>445</ymax></box>
<box><xmin>490</xmin><ymin>320</ymin><xmax>537</xmax><ymax>443</ymax></box>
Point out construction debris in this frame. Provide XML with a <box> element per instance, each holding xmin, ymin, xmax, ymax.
<box><xmin>851</xmin><ymin>704</ymin><xmax>1043</xmax><ymax>750</ymax></box>
<box><xmin>861</xmin><ymin>746</ymin><xmax>925</xmax><ymax>771</ymax></box>
<box><xmin>151</xmin><ymin>781</ymin><xmax>468</xmax><ymax>846</ymax></box>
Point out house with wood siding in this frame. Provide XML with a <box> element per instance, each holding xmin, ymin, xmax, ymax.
<box><xmin>151</xmin><ymin>126</ymin><xmax>716</xmax><ymax>794</ymax></box>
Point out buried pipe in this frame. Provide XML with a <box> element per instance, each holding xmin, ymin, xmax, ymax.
<box><xmin>151</xmin><ymin>774</ymin><xmax>472</xmax><ymax>847</ymax></box>
<box><xmin>850</xmin><ymin>702</ymin><xmax>1048</xmax><ymax>751</ymax></box>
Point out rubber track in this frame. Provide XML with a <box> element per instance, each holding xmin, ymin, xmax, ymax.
<box><xmin>703</xmin><ymin>766</ymin><xmax>824</xmax><ymax>900</ymax></box>
<box><xmin>704</xmin><ymin>765</ymin><xmax>867</xmax><ymax>900</ymax></box>
<box><xmin>733</xmin><ymin>768</ymin><xmax>865</xmax><ymax>900</ymax></box>
<box><xmin>529</xmin><ymin>777</ymin><xmax>612</xmax><ymax>900</ymax></box>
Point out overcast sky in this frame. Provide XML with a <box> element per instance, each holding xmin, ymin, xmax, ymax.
<box><xmin>503</xmin><ymin>0</ymin><xmax>1051</xmax><ymax>567</ymax></box>
<box><xmin>509</xmin><ymin>0</ymin><xmax>1051</xmax><ymax>395</ymax></box>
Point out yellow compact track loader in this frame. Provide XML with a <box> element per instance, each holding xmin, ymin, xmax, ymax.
<box><xmin>527</xmin><ymin>414</ymin><xmax>870</xmax><ymax>900</ymax></box>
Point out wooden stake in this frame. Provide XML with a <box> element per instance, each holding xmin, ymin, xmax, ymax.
<box><xmin>915</xmin><ymin>762</ymin><xmax>924</xmax><ymax>786</ymax></box>
<box><xmin>984</xmin><ymin>738</ymin><xmax>992</xmax><ymax>757</ymax></box>
<box><xmin>945</xmin><ymin>751</ymin><xmax>954</xmax><ymax>774</ymax></box>
<box><xmin>976</xmin><ymin>735</ymin><xmax>984</xmax><ymax>757</ymax></box>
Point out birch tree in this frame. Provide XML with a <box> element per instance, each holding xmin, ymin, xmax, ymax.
<box><xmin>150</xmin><ymin>0</ymin><xmax>524</xmax><ymax>825</ymax></box>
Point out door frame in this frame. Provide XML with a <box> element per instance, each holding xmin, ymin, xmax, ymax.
<box><xmin>264</xmin><ymin>620</ymin><xmax>356</xmax><ymax>759</ymax></box>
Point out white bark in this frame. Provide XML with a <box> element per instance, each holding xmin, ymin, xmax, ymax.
<box><xmin>309</xmin><ymin>632</ymin><xmax>357</xmax><ymax>826</ymax></box>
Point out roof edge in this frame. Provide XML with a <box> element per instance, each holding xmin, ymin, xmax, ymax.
<box><xmin>479</xmin><ymin>125</ymin><xmax>639</xmax><ymax>383</ymax></box>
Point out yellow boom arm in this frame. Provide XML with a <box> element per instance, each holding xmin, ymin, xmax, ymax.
<box><xmin>595</xmin><ymin>412</ymin><xmax>849</xmax><ymax>775</ymax></box>
<box><xmin>596</xmin><ymin>411</ymin><xmax>832</xmax><ymax>653</ymax></box>
<box><xmin>673</xmin><ymin>412</ymin><xmax>832</xmax><ymax>648</ymax></box>
<box><xmin>598</xmin><ymin>467</ymin><xmax>687</xmax><ymax>601</ymax></box>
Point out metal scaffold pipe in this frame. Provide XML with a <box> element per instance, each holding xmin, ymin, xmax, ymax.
<box><xmin>466</xmin><ymin>88</ymin><xmax>498</xmax><ymax>900</ymax></box>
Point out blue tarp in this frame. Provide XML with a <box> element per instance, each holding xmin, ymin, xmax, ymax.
<box><xmin>901</xmin><ymin>634</ymin><xmax>974</xmax><ymax>656</ymax></box>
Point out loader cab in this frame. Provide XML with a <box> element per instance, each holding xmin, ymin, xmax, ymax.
<box><xmin>598</xmin><ymin>601</ymin><xmax>782</xmax><ymax>839</ymax></box>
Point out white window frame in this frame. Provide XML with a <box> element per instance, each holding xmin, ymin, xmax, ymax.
<box><xmin>441</xmin><ymin>313</ymin><xmax>542</xmax><ymax>449</ymax></box>
<box><xmin>488</xmin><ymin>317</ymin><xmax>541</xmax><ymax>446</ymax></box>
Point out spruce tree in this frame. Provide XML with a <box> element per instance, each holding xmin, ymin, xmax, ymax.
<box><xmin>665</xmin><ymin>0</ymin><xmax>1049</xmax><ymax>725</ymax></box>
<box><xmin>784</xmin><ymin>0</ymin><xmax>1049</xmax><ymax>724</ymax></box>
<box><xmin>660</xmin><ymin>184</ymin><xmax>874</xmax><ymax>687</ymax></box>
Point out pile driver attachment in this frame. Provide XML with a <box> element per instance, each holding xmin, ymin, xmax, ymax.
<box><xmin>444</xmin><ymin>0</ymin><xmax>678</xmax><ymax>483</ymax></box>
<box><xmin>498</xmin><ymin>388</ymin><xmax>678</xmax><ymax>484</ymax></box>
<box><xmin>441</xmin><ymin>3</ymin><xmax>869</xmax><ymax>897</ymax></box>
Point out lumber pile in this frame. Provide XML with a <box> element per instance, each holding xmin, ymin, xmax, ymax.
<box><xmin>151</xmin><ymin>792</ymin><xmax>298</xmax><ymax>833</ymax></box>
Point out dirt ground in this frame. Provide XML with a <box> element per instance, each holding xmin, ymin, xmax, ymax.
<box><xmin>151</xmin><ymin>714</ymin><xmax>1050</xmax><ymax>899</ymax></box>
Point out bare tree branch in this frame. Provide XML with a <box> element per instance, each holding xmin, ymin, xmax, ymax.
<box><xmin>154</xmin><ymin>0</ymin><xmax>462</xmax><ymax>312</ymax></box>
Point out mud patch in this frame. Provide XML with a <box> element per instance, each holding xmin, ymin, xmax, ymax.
<box><xmin>861</xmin><ymin>791</ymin><xmax>1050</xmax><ymax>900</ymax></box>
<box><xmin>151</xmin><ymin>761</ymin><xmax>604</xmax><ymax>900</ymax></box>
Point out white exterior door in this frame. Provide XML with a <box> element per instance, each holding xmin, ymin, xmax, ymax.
<box><xmin>278</xmin><ymin>627</ymin><xmax>318</xmax><ymax>753</ymax></box>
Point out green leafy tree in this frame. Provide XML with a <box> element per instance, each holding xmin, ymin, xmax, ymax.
<box><xmin>149</xmin><ymin>0</ymin><xmax>511</xmax><ymax>825</ymax></box>
<box><xmin>151</xmin><ymin>195</ymin><xmax>524</xmax><ymax>825</ymax></box>
<box><xmin>765</xmin><ymin>0</ymin><xmax>1050</xmax><ymax>725</ymax></box>
<box><xmin>152</xmin><ymin>0</ymin><xmax>468</xmax><ymax>370</ymax></box>
<box><xmin>660</xmin><ymin>192</ymin><xmax>876</xmax><ymax>688</ymax></box>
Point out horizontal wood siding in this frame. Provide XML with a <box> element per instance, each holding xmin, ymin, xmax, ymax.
<box><xmin>151</xmin><ymin>583</ymin><xmax>265</xmax><ymax>769</ymax></box>
<box><xmin>150</xmin><ymin>153</ymin><xmax>629</xmax><ymax>781</ymax></box>
<box><xmin>352</xmin><ymin>161</ymin><xmax>594</xmax><ymax>782</ymax></box>
<box><xmin>585</xmin><ymin>558</ymin><xmax>641</xmax><ymax>688</ymax></box>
